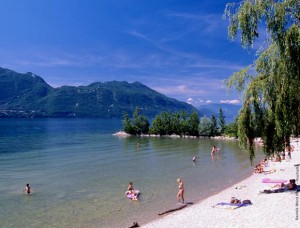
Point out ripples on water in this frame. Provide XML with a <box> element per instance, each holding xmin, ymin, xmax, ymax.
<box><xmin>0</xmin><ymin>119</ymin><xmax>263</xmax><ymax>227</ymax></box>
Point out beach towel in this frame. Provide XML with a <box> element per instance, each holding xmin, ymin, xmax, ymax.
<box><xmin>212</xmin><ymin>202</ymin><xmax>248</xmax><ymax>210</ymax></box>
<box><xmin>262</xmin><ymin>178</ymin><xmax>287</xmax><ymax>183</ymax></box>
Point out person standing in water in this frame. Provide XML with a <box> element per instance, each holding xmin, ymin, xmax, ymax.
<box><xmin>211</xmin><ymin>145</ymin><xmax>217</xmax><ymax>156</ymax></box>
<box><xmin>177</xmin><ymin>178</ymin><xmax>184</xmax><ymax>204</ymax></box>
<box><xmin>23</xmin><ymin>183</ymin><xmax>31</xmax><ymax>194</ymax></box>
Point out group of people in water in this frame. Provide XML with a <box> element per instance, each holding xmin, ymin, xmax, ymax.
<box><xmin>125</xmin><ymin>178</ymin><xmax>185</xmax><ymax>204</ymax></box>
<box><xmin>126</xmin><ymin>145</ymin><xmax>220</xmax><ymax>204</ymax></box>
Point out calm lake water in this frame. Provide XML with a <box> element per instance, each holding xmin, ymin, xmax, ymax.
<box><xmin>0</xmin><ymin>119</ymin><xmax>263</xmax><ymax>228</ymax></box>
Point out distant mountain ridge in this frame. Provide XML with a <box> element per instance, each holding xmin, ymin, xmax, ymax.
<box><xmin>0</xmin><ymin>67</ymin><xmax>199</xmax><ymax>118</ymax></box>
<box><xmin>197</xmin><ymin>103</ymin><xmax>241</xmax><ymax>123</ymax></box>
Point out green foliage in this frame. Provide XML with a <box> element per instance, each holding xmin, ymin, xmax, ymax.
<box><xmin>149</xmin><ymin>111</ymin><xmax>198</xmax><ymax>136</ymax></box>
<box><xmin>224</xmin><ymin>0</ymin><xmax>300</xmax><ymax>162</ymax></box>
<box><xmin>210</xmin><ymin>114</ymin><xmax>218</xmax><ymax>136</ymax></box>
<box><xmin>224</xmin><ymin>121</ymin><xmax>238</xmax><ymax>138</ymax></box>
<box><xmin>150</xmin><ymin>112</ymin><xmax>172</xmax><ymax>135</ymax></box>
<box><xmin>186</xmin><ymin>112</ymin><xmax>200</xmax><ymax>136</ymax></box>
<box><xmin>124</xmin><ymin>108</ymin><xmax>235</xmax><ymax>138</ymax></box>
<box><xmin>122</xmin><ymin>107</ymin><xmax>149</xmax><ymax>135</ymax></box>
<box><xmin>218</xmin><ymin>108</ymin><xmax>226</xmax><ymax>134</ymax></box>
<box><xmin>199</xmin><ymin>117</ymin><xmax>212</xmax><ymax>137</ymax></box>
<box><xmin>225</xmin><ymin>66</ymin><xmax>252</xmax><ymax>93</ymax></box>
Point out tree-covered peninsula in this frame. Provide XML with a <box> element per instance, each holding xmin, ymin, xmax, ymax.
<box><xmin>122</xmin><ymin>107</ymin><xmax>233</xmax><ymax>137</ymax></box>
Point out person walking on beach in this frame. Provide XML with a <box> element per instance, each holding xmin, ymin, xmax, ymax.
<box><xmin>177</xmin><ymin>178</ymin><xmax>184</xmax><ymax>204</ymax></box>
<box><xmin>23</xmin><ymin>183</ymin><xmax>31</xmax><ymax>194</ymax></box>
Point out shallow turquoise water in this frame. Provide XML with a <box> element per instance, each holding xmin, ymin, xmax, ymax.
<box><xmin>0</xmin><ymin>119</ymin><xmax>263</xmax><ymax>227</ymax></box>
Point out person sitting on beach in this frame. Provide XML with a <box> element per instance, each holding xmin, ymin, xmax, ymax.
<box><xmin>253</xmin><ymin>164</ymin><xmax>264</xmax><ymax>174</ymax></box>
<box><xmin>263</xmin><ymin>179</ymin><xmax>297</xmax><ymax>193</ymax></box>
<box><xmin>23</xmin><ymin>183</ymin><xmax>31</xmax><ymax>194</ymax></box>
<box><xmin>272</xmin><ymin>179</ymin><xmax>297</xmax><ymax>191</ymax></box>
<box><xmin>286</xmin><ymin>179</ymin><xmax>297</xmax><ymax>190</ymax></box>
<box><xmin>177</xmin><ymin>178</ymin><xmax>184</xmax><ymax>204</ymax></box>
<box><xmin>280</xmin><ymin>151</ymin><xmax>285</xmax><ymax>160</ymax></box>
<box><xmin>260</xmin><ymin>158</ymin><xmax>268</xmax><ymax>167</ymax></box>
<box><xmin>272</xmin><ymin>155</ymin><xmax>281</xmax><ymax>162</ymax></box>
<box><xmin>285</xmin><ymin>146</ymin><xmax>292</xmax><ymax>160</ymax></box>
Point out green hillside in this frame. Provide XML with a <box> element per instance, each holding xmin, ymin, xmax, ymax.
<box><xmin>0</xmin><ymin>67</ymin><xmax>200</xmax><ymax>118</ymax></box>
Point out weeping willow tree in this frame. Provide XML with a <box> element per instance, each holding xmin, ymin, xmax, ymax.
<box><xmin>224</xmin><ymin>0</ymin><xmax>300</xmax><ymax>162</ymax></box>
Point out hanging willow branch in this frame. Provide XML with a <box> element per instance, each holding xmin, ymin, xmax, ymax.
<box><xmin>224</xmin><ymin>0</ymin><xmax>300</xmax><ymax>162</ymax></box>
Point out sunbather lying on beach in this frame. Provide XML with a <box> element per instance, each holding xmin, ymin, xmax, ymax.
<box><xmin>253</xmin><ymin>157</ymin><xmax>273</xmax><ymax>174</ymax></box>
<box><xmin>253</xmin><ymin>164</ymin><xmax>264</xmax><ymax>174</ymax></box>
<box><xmin>261</xmin><ymin>179</ymin><xmax>297</xmax><ymax>194</ymax></box>
<box><xmin>271</xmin><ymin>179</ymin><xmax>297</xmax><ymax>190</ymax></box>
<box><xmin>272</xmin><ymin>155</ymin><xmax>281</xmax><ymax>162</ymax></box>
<box><xmin>263</xmin><ymin>168</ymin><xmax>276</xmax><ymax>174</ymax></box>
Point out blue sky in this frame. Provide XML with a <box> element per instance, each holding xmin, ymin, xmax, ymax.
<box><xmin>0</xmin><ymin>0</ymin><xmax>258</xmax><ymax>107</ymax></box>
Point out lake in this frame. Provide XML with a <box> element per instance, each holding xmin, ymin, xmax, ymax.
<box><xmin>0</xmin><ymin>118</ymin><xmax>263</xmax><ymax>227</ymax></box>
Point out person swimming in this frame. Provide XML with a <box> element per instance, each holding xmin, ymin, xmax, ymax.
<box><xmin>23</xmin><ymin>183</ymin><xmax>31</xmax><ymax>194</ymax></box>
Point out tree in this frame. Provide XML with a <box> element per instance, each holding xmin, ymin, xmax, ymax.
<box><xmin>199</xmin><ymin>117</ymin><xmax>212</xmax><ymax>136</ymax></box>
<box><xmin>132</xmin><ymin>107</ymin><xmax>150</xmax><ymax>134</ymax></box>
<box><xmin>186</xmin><ymin>111</ymin><xmax>200</xmax><ymax>136</ymax></box>
<box><xmin>224</xmin><ymin>120</ymin><xmax>238</xmax><ymax>138</ymax></box>
<box><xmin>179</xmin><ymin>110</ymin><xmax>188</xmax><ymax>135</ymax></box>
<box><xmin>171</xmin><ymin>112</ymin><xmax>182</xmax><ymax>135</ymax></box>
<box><xmin>150</xmin><ymin>111</ymin><xmax>172</xmax><ymax>135</ymax></box>
<box><xmin>122</xmin><ymin>107</ymin><xmax>149</xmax><ymax>135</ymax></box>
<box><xmin>218</xmin><ymin>108</ymin><xmax>226</xmax><ymax>135</ymax></box>
<box><xmin>122</xmin><ymin>111</ymin><xmax>134</xmax><ymax>134</ymax></box>
<box><xmin>224</xmin><ymin>0</ymin><xmax>300</xmax><ymax>161</ymax></box>
<box><xmin>210</xmin><ymin>114</ymin><xmax>218</xmax><ymax>137</ymax></box>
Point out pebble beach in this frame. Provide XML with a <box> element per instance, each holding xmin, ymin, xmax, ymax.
<box><xmin>143</xmin><ymin>139</ymin><xmax>300</xmax><ymax>227</ymax></box>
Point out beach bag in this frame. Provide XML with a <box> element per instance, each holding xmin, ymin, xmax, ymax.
<box><xmin>242</xmin><ymin>200</ymin><xmax>252</xmax><ymax>205</ymax></box>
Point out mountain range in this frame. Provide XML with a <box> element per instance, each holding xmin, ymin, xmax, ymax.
<box><xmin>0</xmin><ymin>67</ymin><xmax>241</xmax><ymax>120</ymax></box>
<box><xmin>0</xmin><ymin>67</ymin><xmax>200</xmax><ymax>118</ymax></box>
<box><xmin>197</xmin><ymin>103</ymin><xmax>241</xmax><ymax>123</ymax></box>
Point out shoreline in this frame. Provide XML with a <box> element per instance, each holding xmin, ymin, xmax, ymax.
<box><xmin>142</xmin><ymin>139</ymin><xmax>300</xmax><ymax>227</ymax></box>
<box><xmin>113</xmin><ymin>131</ymin><xmax>237</xmax><ymax>140</ymax></box>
